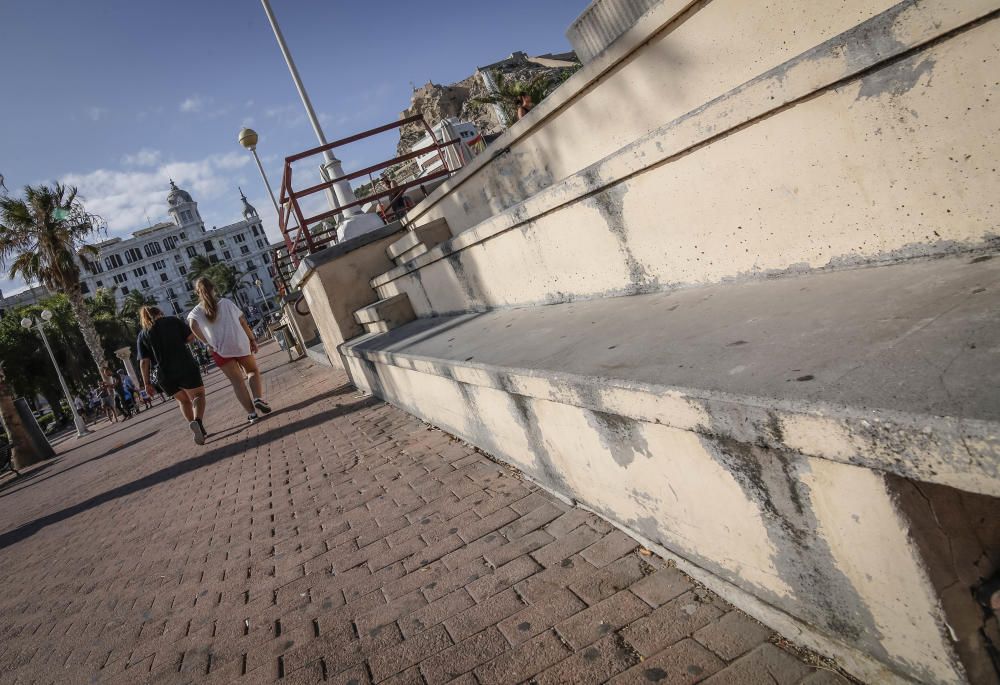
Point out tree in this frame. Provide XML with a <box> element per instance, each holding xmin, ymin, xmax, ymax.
<box><xmin>0</xmin><ymin>183</ymin><xmax>108</xmax><ymax>376</ymax></box>
<box><xmin>120</xmin><ymin>289</ymin><xmax>157</xmax><ymax>327</ymax></box>
<box><xmin>472</xmin><ymin>70</ymin><xmax>562</xmax><ymax>126</ymax></box>
<box><xmin>0</xmin><ymin>362</ymin><xmax>42</xmax><ymax>469</ymax></box>
<box><xmin>186</xmin><ymin>258</ymin><xmax>245</xmax><ymax>306</ymax></box>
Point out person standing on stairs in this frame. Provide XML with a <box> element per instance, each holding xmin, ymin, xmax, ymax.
<box><xmin>188</xmin><ymin>277</ymin><xmax>272</xmax><ymax>424</ymax></box>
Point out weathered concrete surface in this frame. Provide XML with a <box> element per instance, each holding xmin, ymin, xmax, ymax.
<box><xmin>0</xmin><ymin>345</ymin><xmax>848</xmax><ymax>685</ymax></box>
<box><xmin>343</xmin><ymin>254</ymin><xmax>1000</xmax><ymax>684</ymax></box>
<box><xmin>409</xmin><ymin>0</ymin><xmax>928</xmax><ymax>237</ymax></box>
<box><xmin>352</xmin><ymin>253</ymin><xmax>1000</xmax><ymax>495</ymax></box>
<box><xmin>292</xmin><ymin>222</ymin><xmax>405</xmax><ymax>369</ymax></box>
<box><xmin>377</xmin><ymin>2</ymin><xmax>1000</xmax><ymax>316</ymax></box>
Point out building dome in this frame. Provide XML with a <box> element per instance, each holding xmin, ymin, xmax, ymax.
<box><xmin>167</xmin><ymin>179</ymin><xmax>193</xmax><ymax>206</ymax></box>
<box><xmin>239</xmin><ymin>187</ymin><xmax>259</xmax><ymax>220</ymax></box>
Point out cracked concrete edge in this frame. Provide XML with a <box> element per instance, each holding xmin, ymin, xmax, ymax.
<box><xmin>580</xmin><ymin>506</ymin><xmax>918</xmax><ymax>685</ymax></box>
<box><xmin>339</xmin><ymin>342</ymin><xmax>1000</xmax><ymax>498</ymax></box>
<box><xmin>371</xmin><ymin>0</ymin><xmax>1000</xmax><ymax>290</ymax></box>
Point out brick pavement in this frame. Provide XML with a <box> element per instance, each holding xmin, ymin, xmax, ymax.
<box><xmin>0</xmin><ymin>342</ymin><xmax>853</xmax><ymax>684</ymax></box>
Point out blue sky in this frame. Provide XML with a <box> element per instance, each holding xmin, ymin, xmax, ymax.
<box><xmin>0</xmin><ymin>0</ymin><xmax>584</xmax><ymax>295</ymax></box>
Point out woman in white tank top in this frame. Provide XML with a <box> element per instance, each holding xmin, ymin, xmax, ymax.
<box><xmin>188</xmin><ymin>277</ymin><xmax>272</xmax><ymax>424</ymax></box>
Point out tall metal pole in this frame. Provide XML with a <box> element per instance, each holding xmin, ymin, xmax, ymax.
<box><xmin>259</xmin><ymin>0</ymin><xmax>371</xmax><ymax>222</ymax></box>
<box><xmin>259</xmin><ymin>0</ymin><xmax>336</xmax><ymax>165</ymax></box>
<box><xmin>33</xmin><ymin>319</ymin><xmax>89</xmax><ymax>437</ymax></box>
<box><xmin>250</xmin><ymin>147</ymin><xmax>281</xmax><ymax>217</ymax></box>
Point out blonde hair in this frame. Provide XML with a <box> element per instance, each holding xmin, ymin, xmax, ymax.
<box><xmin>139</xmin><ymin>305</ymin><xmax>163</xmax><ymax>330</ymax></box>
<box><xmin>195</xmin><ymin>277</ymin><xmax>219</xmax><ymax>322</ymax></box>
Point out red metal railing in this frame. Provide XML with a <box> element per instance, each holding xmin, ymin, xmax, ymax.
<box><xmin>276</xmin><ymin>114</ymin><xmax>461</xmax><ymax>272</ymax></box>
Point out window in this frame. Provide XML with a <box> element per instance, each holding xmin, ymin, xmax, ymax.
<box><xmin>174</xmin><ymin>254</ymin><xmax>183</xmax><ymax>263</ymax></box>
<box><xmin>133</xmin><ymin>266</ymin><xmax>147</xmax><ymax>277</ymax></box>
<box><xmin>234</xmin><ymin>233</ymin><xmax>246</xmax><ymax>243</ymax></box>
<box><xmin>219</xmin><ymin>238</ymin><xmax>226</xmax><ymax>246</ymax></box>
<box><xmin>256</xmin><ymin>239</ymin><xmax>265</xmax><ymax>249</ymax></box>
<box><xmin>80</xmin><ymin>282</ymin><xmax>90</xmax><ymax>294</ymax></box>
<box><xmin>223</xmin><ymin>250</ymin><xmax>232</xmax><ymax>260</ymax></box>
<box><xmin>160</xmin><ymin>273</ymin><xmax>168</xmax><ymax>283</ymax></box>
<box><xmin>167</xmin><ymin>288</ymin><xmax>177</xmax><ymax>299</ymax></box>
<box><xmin>86</xmin><ymin>260</ymin><xmax>104</xmax><ymax>274</ymax></box>
<box><xmin>245</xmin><ymin>259</ymin><xmax>255</xmax><ymax>270</ymax></box>
<box><xmin>163</xmin><ymin>236</ymin><xmax>178</xmax><ymax>251</ymax></box>
<box><xmin>240</xmin><ymin>245</ymin><xmax>250</xmax><ymax>255</ymax></box>
<box><xmin>204</xmin><ymin>239</ymin><xmax>215</xmax><ymax>252</ymax></box>
<box><xmin>179</xmin><ymin>266</ymin><xmax>187</xmax><ymax>275</ymax></box>
<box><xmin>261</xmin><ymin>252</ymin><xmax>270</xmax><ymax>264</ymax></box>
<box><xmin>124</xmin><ymin>247</ymin><xmax>142</xmax><ymax>264</ymax></box>
<box><xmin>96</xmin><ymin>280</ymin><xmax>104</xmax><ymax>288</ymax></box>
<box><xmin>113</xmin><ymin>273</ymin><xmax>128</xmax><ymax>284</ymax></box>
<box><xmin>105</xmin><ymin>254</ymin><xmax>123</xmax><ymax>269</ymax></box>
<box><xmin>152</xmin><ymin>259</ymin><xmax>166</xmax><ymax>270</ymax></box>
<box><xmin>141</xmin><ymin>279</ymin><xmax>150</xmax><ymax>289</ymax></box>
<box><xmin>184</xmin><ymin>282</ymin><xmax>193</xmax><ymax>292</ymax></box>
<box><xmin>252</xmin><ymin>226</ymin><xmax>259</xmax><ymax>237</ymax></box>
<box><xmin>209</xmin><ymin>255</ymin><xmax>219</xmax><ymax>264</ymax></box>
<box><xmin>144</xmin><ymin>242</ymin><xmax>162</xmax><ymax>257</ymax></box>
<box><xmin>179</xmin><ymin>232</ymin><xmax>187</xmax><ymax>240</ymax></box>
<box><xmin>121</xmin><ymin>286</ymin><xmax>130</xmax><ymax>295</ymax></box>
<box><xmin>180</xmin><ymin>210</ymin><xmax>193</xmax><ymax>223</ymax></box>
<box><xmin>186</xmin><ymin>246</ymin><xmax>197</xmax><ymax>258</ymax></box>
<box><xmin>267</xmin><ymin>266</ymin><xmax>275</xmax><ymax>278</ymax></box>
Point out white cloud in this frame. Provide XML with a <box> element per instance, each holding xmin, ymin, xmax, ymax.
<box><xmin>121</xmin><ymin>148</ymin><xmax>162</xmax><ymax>167</ymax></box>
<box><xmin>179</xmin><ymin>95</ymin><xmax>204</xmax><ymax>113</ymax></box>
<box><xmin>61</xmin><ymin>152</ymin><xmax>252</xmax><ymax>236</ymax></box>
<box><xmin>264</xmin><ymin>103</ymin><xmax>307</xmax><ymax>129</ymax></box>
<box><xmin>87</xmin><ymin>106</ymin><xmax>109</xmax><ymax>121</ymax></box>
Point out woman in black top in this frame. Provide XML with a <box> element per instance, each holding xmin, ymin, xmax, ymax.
<box><xmin>136</xmin><ymin>306</ymin><xmax>208</xmax><ymax>445</ymax></box>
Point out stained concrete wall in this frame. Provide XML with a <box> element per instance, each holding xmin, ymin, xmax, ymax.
<box><xmin>342</xmin><ymin>351</ymin><xmax>978</xmax><ymax>684</ymax></box>
<box><xmin>294</xmin><ymin>224</ymin><xmax>405</xmax><ymax>370</ymax></box>
<box><xmin>377</xmin><ymin>1</ymin><xmax>1000</xmax><ymax>316</ymax></box>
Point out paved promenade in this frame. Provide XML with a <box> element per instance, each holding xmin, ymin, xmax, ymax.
<box><xmin>0</xmin><ymin>343</ymin><xmax>849</xmax><ymax>684</ymax></box>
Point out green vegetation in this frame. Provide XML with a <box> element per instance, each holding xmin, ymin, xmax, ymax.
<box><xmin>0</xmin><ymin>183</ymin><xmax>109</xmax><ymax>377</ymax></box>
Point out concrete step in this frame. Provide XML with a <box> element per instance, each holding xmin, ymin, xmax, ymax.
<box><xmin>386</xmin><ymin>218</ymin><xmax>452</xmax><ymax>266</ymax></box>
<box><xmin>353</xmin><ymin>293</ymin><xmax>415</xmax><ymax>333</ymax></box>
<box><xmin>341</xmin><ymin>252</ymin><xmax>1000</xmax><ymax>685</ymax></box>
<box><xmin>396</xmin><ymin>242</ymin><xmax>429</xmax><ymax>265</ymax></box>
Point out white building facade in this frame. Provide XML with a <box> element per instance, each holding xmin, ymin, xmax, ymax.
<box><xmin>78</xmin><ymin>181</ymin><xmax>280</xmax><ymax>323</ymax></box>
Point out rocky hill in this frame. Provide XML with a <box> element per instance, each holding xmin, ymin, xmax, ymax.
<box><xmin>395</xmin><ymin>51</ymin><xmax>580</xmax><ymax>157</ymax></box>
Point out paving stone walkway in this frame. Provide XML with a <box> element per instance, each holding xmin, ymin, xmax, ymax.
<box><xmin>0</xmin><ymin>343</ymin><xmax>851</xmax><ymax>684</ymax></box>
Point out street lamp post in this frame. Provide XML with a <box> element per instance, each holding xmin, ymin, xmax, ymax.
<box><xmin>253</xmin><ymin>277</ymin><xmax>269</xmax><ymax>313</ymax></box>
<box><xmin>257</xmin><ymin>0</ymin><xmax>383</xmax><ymax>241</ymax></box>
<box><xmin>21</xmin><ymin>310</ymin><xmax>90</xmax><ymax>438</ymax></box>
<box><xmin>238</xmin><ymin>127</ymin><xmax>281</xmax><ymax>218</ymax></box>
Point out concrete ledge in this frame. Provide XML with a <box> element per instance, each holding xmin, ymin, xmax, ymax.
<box><xmin>350</xmin><ymin>253</ymin><xmax>1000</xmax><ymax>496</ymax></box>
<box><xmin>304</xmin><ymin>341</ymin><xmax>331</xmax><ymax>367</ymax></box>
<box><xmin>291</xmin><ymin>220</ymin><xmax>402</xmax><ymax>291</ymax></box>
<box><xmin>342</xmin><ymin>255</ymin><xmax>1000</xmax><ymax>684</ymax></box>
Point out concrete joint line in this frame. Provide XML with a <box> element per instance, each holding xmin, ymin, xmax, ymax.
<box><xmin>371</xmin><ymin>0</ymin><xmax>1000</xmax><ymax>290</ymax></box>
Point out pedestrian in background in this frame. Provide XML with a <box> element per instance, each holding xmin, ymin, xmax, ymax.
<box><xmin>137</xmin><ymin>306</ymin><xmax>208</xmax><ymax>445</ymax></box>
<box><xmin>188</xmin><ymin>277</ymin><xmax>271</xmax><ymax>425</ymax></box>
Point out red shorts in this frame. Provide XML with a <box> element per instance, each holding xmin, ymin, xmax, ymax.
<box><xmin>211</xmin><ymin>351</ymin><xmax>251</xmax><ymax>367</ymax></box>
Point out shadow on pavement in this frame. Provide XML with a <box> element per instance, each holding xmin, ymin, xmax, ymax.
<box><xmin>0</xmin><ymin>431</ymin><xmax>160</xmax><ymax>500</ymax></box>
<box><xmin>0</xmin><ymin>395</ymin><xmax>381</xmax><ymax>551</ymax></box>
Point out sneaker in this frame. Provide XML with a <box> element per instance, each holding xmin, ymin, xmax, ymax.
<box><xmin>189</xmin><ymin>420</ymin><xmax>206</xmax><ymax>445</ymax></box>
<box><xmin>253</xmin><ymin>398</ymin><xmax>272</xmax><ymax>415</ymax></box>
<box><xmin>248</xmin><ymin>413</ymin><xmax>259</xmax><ymax>425</ymax></box>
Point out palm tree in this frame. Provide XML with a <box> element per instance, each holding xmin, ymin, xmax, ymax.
<box><xmin>0</xmin><ymin>362</ymin><xmax>42</xmax><ymax>469</ymax></box>
<box><xmin>0</xmin><ymin>183</ymin><xmax>108</xmax><ymax>376</ymax></box>
<box><xmin>120</xmin><ymin>290</ymin><xmax>157</xmax><ymax>326</ymax></box>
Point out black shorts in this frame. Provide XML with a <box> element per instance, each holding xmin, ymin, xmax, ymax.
<box><xmin>159</xmin><ymin>369</ymin><xmax>204</xmax><ymax>396</ymax></box>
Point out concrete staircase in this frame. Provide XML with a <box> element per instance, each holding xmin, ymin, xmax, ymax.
<box><xmin>315</xmin><ymin>3</ymin><xmax>1000</xmax><ymax>683</ymax></box>
<box><xmin>385</xmin><ymin>218</ymin><xmax>452</xmax><ymax>267</ymax></box>
<box><xmin>353</xmin><ymin>293</ymin><xmax>415</xmax><ymax>335</ymax></box>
